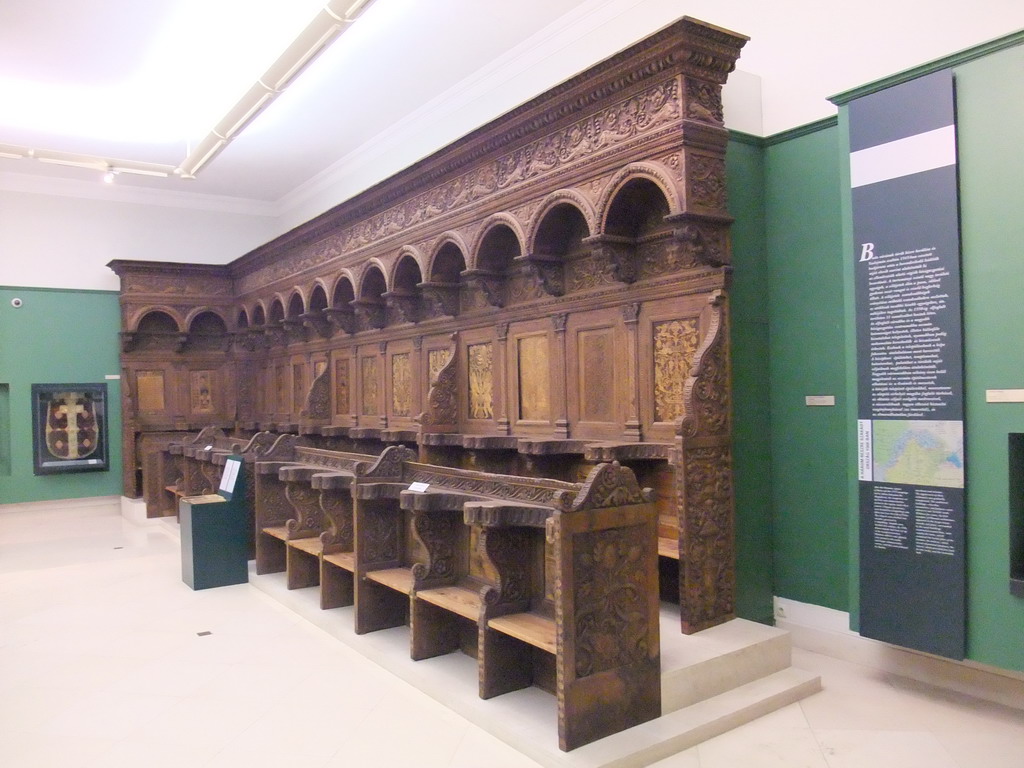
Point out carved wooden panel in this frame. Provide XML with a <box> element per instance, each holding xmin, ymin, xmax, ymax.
<box><xmin>467</xmin><ymin>342</ymin><xmax>493</xmax><ymax>420</ymax></box>
<box><xmin>189</xmin><ymin>370</ymin><xmax>215</xmax><ymax>414</ymax></box>
<box><xmin>361</xmin><ymin>356</ymin><xmax>379</xmax><ymax>416</ymax></box>
<box><xmin>334</xmin><ymin>356</ymin><xmax>350</xmax><ymax>416</ymax></box>
<box><xmin>292</xmin><ymin>362</ymin><xmax>305</xmax><ymax>414</ymax></box>
<box><xmin>577</xmin><ymin>328</ymin><xmax>614</xmax><ymax>422</ymax></box>
<box><xmin>428</xmin><ymin>348</ymin><xmax>452</xmax><ymax>386</ymax></box>
<box><xmin>653</xmin><ymin>318</ymin><xmax>700</xmax><ymax>423</ymax></box>
<box><xmin>276</xmin><ymin>364</ymin><xmax>288</xmax><ymax>415</ymax></box>
<box><xmin>572</xmin><ymin>524</ymin><xmax>650</xmax><ymax>677</ymax></box>
<box><xmin>517</xmin><ymin>335</ymin><xmax>550</xmax><ymax>421</ymax></box>
<box><xmin>391</xmin><ymin>353</ymin><xmax>411</xmax><ymax>417</ymax></box>
<box><xmin>136</xmin><ymin>370</ymin><xmax>166</xmax><ymax>412</ymax></box>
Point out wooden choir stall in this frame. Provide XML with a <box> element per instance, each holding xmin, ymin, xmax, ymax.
<box><xmin>109</xmin><ymin>17</ymin><xmax>748</xmax><ymax>751</ymax></box>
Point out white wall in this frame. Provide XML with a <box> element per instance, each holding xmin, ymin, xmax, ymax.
<box><xmin>0</xmin><ymin>181</ymin><xmax>276</xmax><ymax>291</ymax></box>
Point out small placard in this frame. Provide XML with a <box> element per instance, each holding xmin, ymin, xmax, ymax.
<box><xmin>219</xmin><ymin>457</ymin><xmax>241</xmax><ymax>494</ymax></box>
<box><xmin>408</xmin><ymin>481</ymin><xmax>430</xmax><ymax>493</ymax></box>
<box><xmin>204</xmin><ymin>444</ymin><xmax>214</xmax><ymax>451</ymax></box>
<box><xmin>805</xmin><ymin>395</ymin><xmax>836</xmax><ymax>406</ymax></box>
<box><xmin>104</xmin><ymin>374</ymin><xmax>121</xmax><ymax>380</ymax></box>
<box><xmin>986</xmin><ymin>389</ymin><xmax>1024</xmax><ymax>403</ymax></box>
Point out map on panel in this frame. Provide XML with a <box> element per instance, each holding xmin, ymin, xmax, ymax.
<box><xmin>872</xmin><ymin>419</ymin><xmax>964</xmax><ymax>488</ymax></box>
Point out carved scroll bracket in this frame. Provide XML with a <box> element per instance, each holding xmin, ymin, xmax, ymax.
<box><xmin>351</xmin><ymin>298</ymin><xmax>386</xmax><ymax>330</ymax></box>
<box><xmin>665</xmin><ymin>214</ymin><xmax>731</xmax><ymax>267</ymax></box>
<box><xmin>519</xmin><ymin>253</ymin><xmax>565</xmax><ymax>297</ymax></box>
<box><xmin>323</xmin><ymin>307</ymin><xmax>356</xmax><ymax>335</ymax></box>
<box><xmin>417</xmin><ymin>281</ymin><xmax>460</xmax><ymax>317</ymax></box>
<box><xmin>299</xmin><ymin>311</ymin><xmax>332</xmax><ymax>339</ymax></box>
<box><xmin>583</xmin><ymin>234</ymin><xmax>637</xmax><ymax>284</ymax></box>
<box><xmin>461</xmin><ymin>268</ymin><xmax>506</xmax><ymax>308</ymax></box>
<box><xmin>279</xmin><ymin>318</ymin><xmax>307</xmax><ymax>344</ymax></box>
<box><xmin>383</xmin><ymin>290</ymin><xmax>420</xmax><ymax>325</ymax></box>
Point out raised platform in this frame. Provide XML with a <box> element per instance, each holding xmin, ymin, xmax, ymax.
<box><xmin>249</xmin><ymin>565</ymin><xmax>820</xmax><ymax>767</ymax></box>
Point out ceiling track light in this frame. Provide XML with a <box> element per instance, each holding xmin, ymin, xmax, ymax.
<box><xmin>0</xmin><ymin>0</ymin><xmax>378</xmax><ymax>184</ymax></box>
<box><xmin>176</xmin><ymin>0</ymin><xmax>378</xmax><ymax>179</ymax></box>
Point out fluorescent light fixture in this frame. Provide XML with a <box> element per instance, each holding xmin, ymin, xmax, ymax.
<box><xmin>0</xmin><ymin>0</ymin><xmax>378</xmax><ymax>183</ymax></box>
<box><xmin>176</xmin><ymin>0</ymin><xmax>379</xmax><ymax>179</ymax></box>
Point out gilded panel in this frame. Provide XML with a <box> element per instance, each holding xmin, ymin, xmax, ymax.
<box><xmin>428</xmin><ymin>348</ymin><xmax>452</xmax><ymax>385</ymax></box>
<box><xmin>467</xmin><ymin>343</ymin><xmax>493</xmax><ymax>420</ymax></box>
<box><xmin>653</xmin><ymin>318</ymin><xmax>699</xmax><ymax>422</ymax></box>
<box><xmin>335</xmin><ymin>358</ymin><xmax>350</xmax><ymax>415</ymax></box>
<box><xmin>190</xmin><ymin>370</ymin><xmax>215</xmax><ymax>414</ymax></box>
<box><xmin>391</xmin><ymin>353</ymin><xmax>411</xmax><ymax>417</ymax></box>
<box><xmin>276</xmin><ymin>365</ymin><xmax>287</xmax><ymax>414</ymax></box>
<box><xmin>292</xmin><ymin>363</ymin><xmax>305</xmax><ymax>413</ymax></box>
<box><xmin>579</xmin><ymin>329</ymin><xmax>614</xmax><ymax>422</ymax></box>
<box><xmin>136</xmin><ymin>370</ymin><xmax>165</xmax><ymax>412</ymax></box>
<box><xmin>517</xmin><ymin>335</ymin><xmax>550</xmax><ymax>421</ymax></box>
<box><xmin>361</xmin><ymin>357</ymin><xmax>379</xmax><ymax>416</ymax></box>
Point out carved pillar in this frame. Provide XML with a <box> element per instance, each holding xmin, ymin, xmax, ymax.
<box><xmin>411</xmin><ymin>336</ymin><xmax>424</xmax><ymax>422</ymax></box>
<box><xmin>676</xmin><ymin>290</ymin><xmax>734</xmax><ymax>634</ymax></box>
<box><xmin>551</xmin><ymin>313</ymin><xmax>569</xmax><ymax>439</ymax></box>
<box><xmin>495</xmin><ymin>322</ymin><xmax>511</xmax><ymax>435</ymax></box>
<box><xmin>378</xmin><ymin>341</ymin><xmax>388</xmax><ymax>430</ymax></box>
<box><xmin>622</xmin><ymin>303</ymin><xmax>642</xmax><ymax>441</ymax></box>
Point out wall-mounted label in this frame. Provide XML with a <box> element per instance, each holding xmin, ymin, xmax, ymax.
<box><xmin>986</xmin><ymin>389</ymin><xmax>1024</xmax><ymax>403</ymax></box>
<box><xmin>805</xmin><ymin>395</ymin><xmax>836</xmax><ymax>406</ymax></box>
<box><xmin>408</xmin><ymin>481</ymin><xmax>429</xmax><ymax>493</ymax></box>
<box><xmin>104</xmin><ymin>374</ymin><xmax>121</xmax><ymax>380</ymax></box>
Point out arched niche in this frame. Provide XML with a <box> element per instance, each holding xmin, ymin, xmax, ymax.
<box><xmin>187</xmin><ymin>310</ymin><xmax>230</xmax><ymax>352</ymax></box>
<box><xmin>281</xmin><ymin>291</ymin><xmax>309</xmax><ymax>343</ymax></box>
<box><xmin>528</xmin><ymin>202</ymin><xmax>591</xmax><ymax>297</ymax></box>
<box><xmin>326</xmin><ymin>276</ymin><xmax>356</xmax><ymax>334</ymax></box>
<box><xmin>236</xmin><ymin>308</ymin><xmax>250</xmax><ymax>329</ymax></box>
<box><xmin>300</xmin><ymin>283</ymin><xmax>332</xmax><ymax>338</ymax></box>
<box><xmin>384</xmin><ymin>253</ymin><xmax>423</xmax><ymax>324</ymax></box>
<box><xmin>123</xmin><ymin>309</ymin><xmax>184</xmax><ymax>353</ymax></box>
<box><xmin>251</xmin><ymin>304</ymin><xmax>266</xmax><ymax>326</ymax></box>
<box><xmin>464</xmin><ymin>224</ymin><xmax>521</xmax><ymax>308</ymax></box>
<box><xmin>353</xmin><ymin>265</ymin><xmax>387</xmax><ymax>330</ymax></box>
<box><xmin>593</xmin><ymin>176</ymin><xmax>673</xmax><ymax>283</ymax></box>
<box><xmin>421</xmin><ymin>241</ymin><xmax>466</xmax><ymax>316</ymax></box>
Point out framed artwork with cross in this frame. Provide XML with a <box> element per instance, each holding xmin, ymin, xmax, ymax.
<box><xmin>30</xmin><ymin>383</ymin><xmax>109</xmax><ymax>475</ymax></box>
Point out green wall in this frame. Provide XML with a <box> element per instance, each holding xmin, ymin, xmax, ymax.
<box><xmin>762</xmin><ymin>126</ymin><xmax>850</xmax><ymax>611</ymax></box>
<box><xmin>727</xmin><ymin>137</ymin><xmax>774</xmax><ymax>624</ymax></box>
<box><xmin>948</xmin><ymin>44</ymin><xmax>1024</xmax><ymax>670</ymax></box>
<box><xmin>756</xmin><ymin>37</ymin><xmax>1024</xmax><ymax>671</ymax></box>
<box><xmin>0</xmin><ymin>286</ymin><xmax>123</xmax><ymax>504</ymax></box>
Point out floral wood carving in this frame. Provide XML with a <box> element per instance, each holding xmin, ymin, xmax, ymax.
<box><xmin>679</xmin><ymin>444</ymin><xmax>734</xmax><ymax>628</ymax></box>
<box><xmin>480</xmin><ymin>526</ymin><xmax>533</xmax><ymax>612</ymax></box>
<box><xmin>361</xmin><ymin>506</ymin><xmax>400</xmax><ymax>564</ymax></box>
<box><xmin>301</xmin><ymin>366</ymin><xmax>332</xmax><ymax>420</ymax></box>
<box><xmin>285</xmin><ymin>482</ymin><xmax>323</xmax><ymax>538</ymax></box>
<box><xmin>319</xmin><ymin>489</ymin><xmax>354</xmax><ymax>553</ymax></box>
<box><xmin>571</xmin><ymin>462</ymin><xmax>653</xmax><ymax>512</ymax></box>
<box><xmin>411</xmin><ymin>512</ymin><xmax>458</xmax><ymax>586</ymax></box>
<box><xmin>573</xmin><ymin>524</ymin><xmax>650</xmax><ymax>677</ymax></box>
<box><xmin>422</xmin><ymin>337</ymin><xmax>458</xmax><ymax>429</ymax></box>
<box><xmin>236</xmin><ymin>78</ymin><xmax>683</xmax><ymax>293</ymax></box>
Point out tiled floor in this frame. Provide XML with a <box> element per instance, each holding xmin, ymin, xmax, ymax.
<box><xmin>2</xmin><ymin>499</ymin><xmax>1023</xmax><ymax>768</ymax></box>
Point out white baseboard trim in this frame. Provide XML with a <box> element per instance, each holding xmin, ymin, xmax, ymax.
<box><xmin>774</xmin><ymin>596</ymin><xmax>1024</xmax><ymax>712</ymax></box>
<box><xmin>0</xmin><ymin>495</ymin><xmax>120</xmax><ymax>515</ymax></box>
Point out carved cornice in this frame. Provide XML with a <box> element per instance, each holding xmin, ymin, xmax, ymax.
<box><xmin>231</xmin><ymin>18</ymin><xmax>746</xmax><ymax>286</ymax></box>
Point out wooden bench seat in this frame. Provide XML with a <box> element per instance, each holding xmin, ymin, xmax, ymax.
<box><xmin>488</xmin><ymin>612</ymin><xmax>556</xmax><ymax>654</ymax></box>
<box><xmin>251</xmin><ymin>444</ymin><xmax>660</xmax><ymax>750</ymax></box>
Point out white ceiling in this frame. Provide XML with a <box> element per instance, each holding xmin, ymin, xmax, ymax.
<box><xmin>1</xmin><ymin>0</ymin><xmax>1021</xmax><ymax>224</ymax></box>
